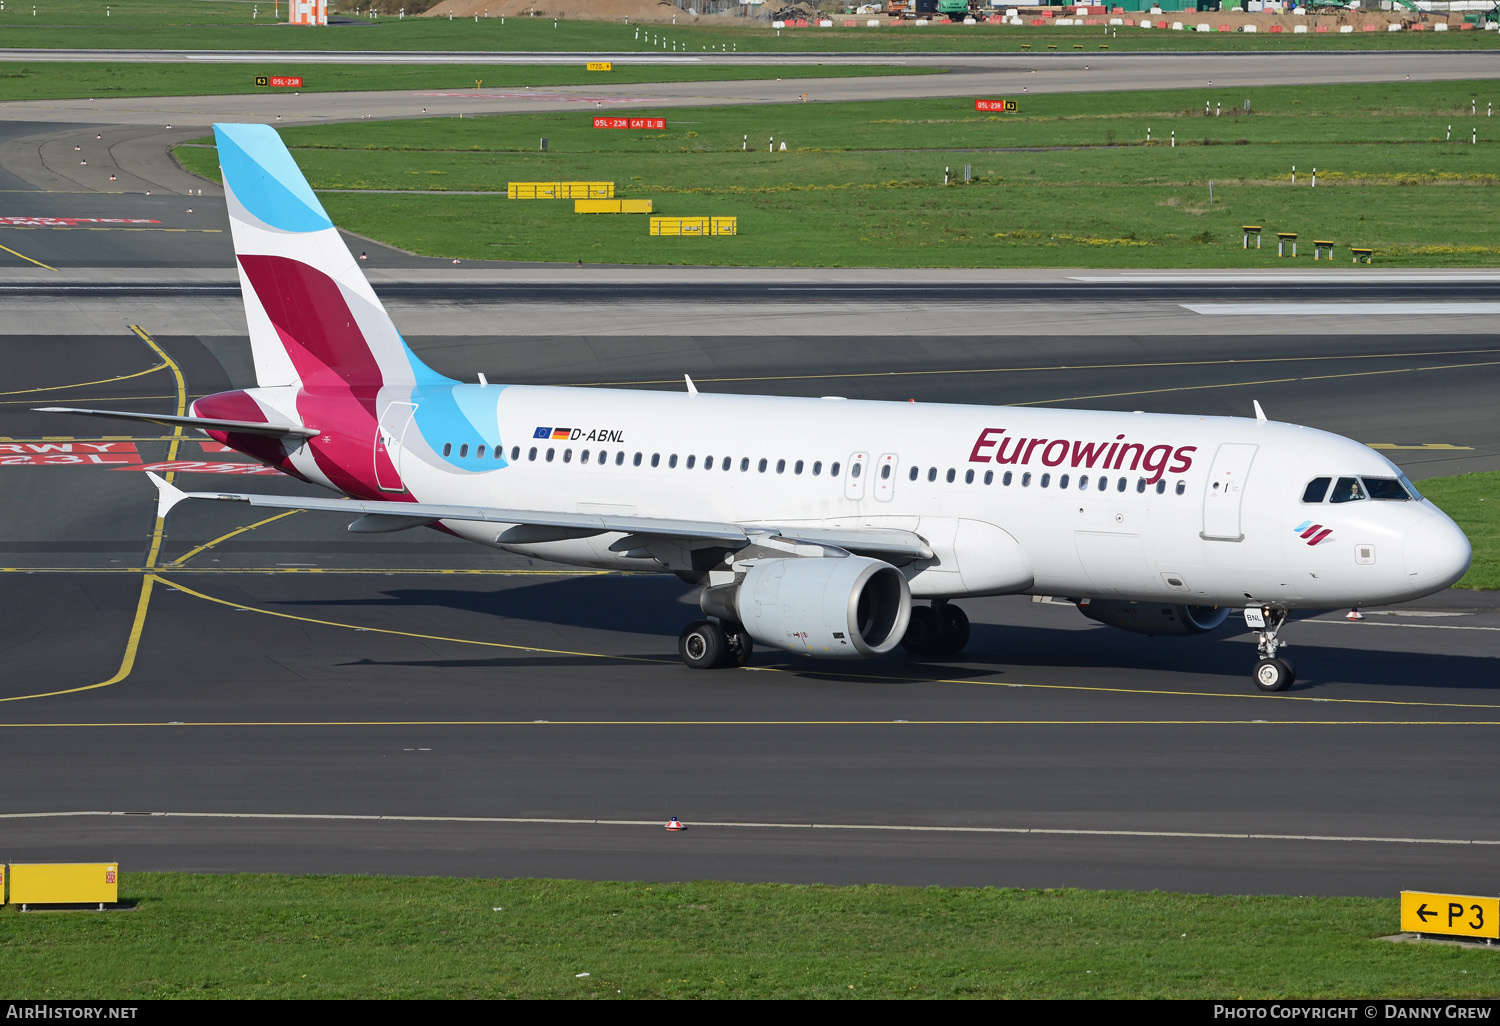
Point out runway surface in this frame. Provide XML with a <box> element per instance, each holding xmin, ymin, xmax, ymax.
<box><xmin>1</xmin><ymin>49</ymin><xmax>1497</xmax><ymax>895</ymax></box>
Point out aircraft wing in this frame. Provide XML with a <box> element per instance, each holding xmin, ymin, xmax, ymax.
<box><xmin>145</xmin><ymin>475</ymin><xmax>933</xmax><ymax>560</ymax></box>
<box><xmin>36</xmin><ymin>406</ymin><xmax>318</xmax><ymax>439</ymax></box>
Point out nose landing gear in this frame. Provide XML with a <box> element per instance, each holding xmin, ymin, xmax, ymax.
<box><xmin>1248</xmin><ymin>605</ymin><xmax>1295</xmax><ymax>692</ymax></box>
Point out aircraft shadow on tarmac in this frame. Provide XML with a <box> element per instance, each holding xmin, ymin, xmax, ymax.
<box><xmin>266</xmin><ymin>575</ymin><xmax>1499</xmax><ymax>695</ymax></box>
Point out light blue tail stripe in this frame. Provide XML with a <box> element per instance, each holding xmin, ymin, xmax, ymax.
<box><xmin>215</xmin><ymin>123</ymin><xmax>334</xmax><ymax>234</ymax></box>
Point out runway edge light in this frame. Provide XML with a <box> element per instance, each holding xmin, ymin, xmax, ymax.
<box><xmin>1400</xmin><ymin>890</ymin><xmax>1500</xmax><ymax>941</ymax></box>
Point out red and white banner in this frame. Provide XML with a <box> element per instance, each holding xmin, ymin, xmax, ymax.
<box><xmin>0</xmin><ymin>217</ymin><xmax>161</xmax><ymax>227</ymax></box>
<box><xmin>116</xmin><ymin>460</ymin><xmax>283</xmax><ymax>475</ymax></box>
<box><xmin>0</xmin><ymin>441</ymin><xmax>141</xmax><ymax>465</ymax></box>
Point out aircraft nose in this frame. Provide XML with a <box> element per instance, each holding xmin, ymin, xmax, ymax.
<box><xmin>1404</xmin><ymin>514</ymin><xmax>1472</xmax><ymax>595</ymax></box>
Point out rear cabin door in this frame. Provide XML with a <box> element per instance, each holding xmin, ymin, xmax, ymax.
<box><xmin>375</xmin><ymin>401</ymin><xmax>417</xmax><ymax>493</ymax></box>
<box><xmin>1200</xmin><ymin>442</ymin><xmax>1258</xmax><ymax>542</ymax></box>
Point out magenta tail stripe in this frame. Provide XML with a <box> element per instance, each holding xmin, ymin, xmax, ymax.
<box><xmin>238</xmin><ymin>253</ymin><xmax>384</xmax><ymax>388</ymax></box>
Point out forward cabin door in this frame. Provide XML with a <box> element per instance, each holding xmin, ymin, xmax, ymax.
<box><xmin>374</xmin><ymin>401</ymin><xmax>418</xmax><ymax>493</ymax></box>
<box><xmin>1200</xmin><ymin>442</ymin><xmax>1258</xmax><ymax>542</ymax></box>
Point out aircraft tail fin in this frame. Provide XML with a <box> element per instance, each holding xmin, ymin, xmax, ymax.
<box><xmin>213</xmin><ymin>123</ymin><xmax>451</xmax><ymax>391</ymax></box>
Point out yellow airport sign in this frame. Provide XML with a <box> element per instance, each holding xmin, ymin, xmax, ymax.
<box><xmin>587</xmin><ymin>62</ymin><xmax>613</xmax><ymax>71</ymax></box>
<box><xmin>8</xmin><ymin>862</ymin><xmax>119</xmax><ymax>907</ymax></box>
<box><xmin>1401</xmin><ymin>890</ymin><xmax>1500</xmax><ymax>939</ymax></box>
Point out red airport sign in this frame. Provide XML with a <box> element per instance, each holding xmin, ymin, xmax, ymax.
<box><xmin>255</xmin><ymin>76</ymin><xmax>304</xmax><ymax>88</ymax></box>
<box><xmin>593</xmin><ymin>117</ymin><xmax>666</xmax><ymax>130</ymax></box>
<box><xmin>975</xmin><ymin>99</ymin><xmax>1019</xmax><ymax>112</ymax></box>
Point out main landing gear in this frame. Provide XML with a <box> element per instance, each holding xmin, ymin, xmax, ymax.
<box><xmin>901</xmin><ymin>601</ymin><xmax>970</xmax><ymax>657</ymax></box>
<box><xmin>679</xmin><ymin>620</ymin><xmax>753</xmax><ymax>669</ymax></box>
<box><xmin>1249</xmin><ymin>605</ymin><xmax>1296</xmax><ymax>692</ymax></box>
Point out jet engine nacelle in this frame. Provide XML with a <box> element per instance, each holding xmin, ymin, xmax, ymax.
<box><xmin>1076</xmin><ymin>600</ymin><xmax>1230</xmax><ymax>637</ymax></box>
<box><xmin>703</xmin><ymin>556</ymin><xmax>911</xmax><ymax>659</ymax></box>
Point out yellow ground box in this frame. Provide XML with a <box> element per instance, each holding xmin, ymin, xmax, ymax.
<box><xmin>650</xmin><ymin>216</ymin><xmax>737</xmax><ymax>237</ymax></box>
<box><xmin>587</xmin><ymin>62</ymin><xmax>613</xmax><ymax>71</ymax></box>
<box><xmin>1</xmin><ymin>863</ymin><xmax>6</xmax><ymax>905</ymax></box>
<box><xmin>1401</xmin><ymin>890</ymin><xmax>1500</xmax><ymax>939</ymax></box>
<box><xmin>9</xmin><ymin>863</ymin><xmax>118</xmax><ymax>906</ymax></box>
<box><xmin>574</xmin><ymin>199</ymin><xmax>653</xmax><ymax>214</ymax></box>
<box><xmin>508</xmin><ymin>182</ymin><xmax>614</xmax><ymax>200</ymax></box>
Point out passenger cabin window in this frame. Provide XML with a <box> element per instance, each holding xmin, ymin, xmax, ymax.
<box><xmin>831</xmin><ymin>462</ymin><xmax>841</xmax><ymax>477</ymax></box>
<box><xmin>983</xmin><ymin>470</ymin><xmax>993</xmax><ymax>485</ymax></box>
<box><xmin>927</xmin><ymin>467</ymin><xmax>937</xmax><ymax>483</ymax></box>
<box><xmin>1330</xmin><ymin>476</ymin><xmax>1366</xmax><ymax>504</ymax></box>
<box><xmin>851</xmin><ymin>463</ymin><xmax>862</xmax><ymax>479</ymax></box>
<box><xmin>509</xmin><ymin>446</ymin><xmax>518</xmax><ymax>461</ymax></box>
<box><xmin>668</xmin><ymin>454</ymin><xmax>678</xmax><ymax>469</ymax></box>
<box><xmin>633</xmin><ymin>452</ymin><xmax>643</xmax><ymax>466</ymax></box>
<box><xmin>812</xmin><ymin>461</ymin><xmax>822</xmax><ymax>476</ymax></box>
<box><xmin>442</xmin><ymin>443</ymin><xmax>452</xmax><ymax>457</ymax></box>
<box><xmin>1302</xmin><ymin>477</ymin><xmax>1332</xmax><ymax>503</ymax></box>
<box><xmin>528</xmin><ymin>447</ymin><xmax>537</xmax><ymax>461</ymax></box>
<box><xmin>651</xmin><ymin>453</ymin><xmax>661</xmax><ymax>468</ymax></box>
<box><xmin>1175</xmin><ymin>481</ymin><xmax>1186</xmax><ymax>496</ymax></box>
<box><xmin>546</xmin><ymin>448</ymin><xmax>555</xmax><ymax>462</ymax></box>
<box><xmin>616</xmin><ymin>452</ymin><xmax>626</xmax><ymax>466</ymax></box>
<box><xmin>909</xmin><ymin>466</ymin><xmax>919</xmax><ymax>482</ymax></box>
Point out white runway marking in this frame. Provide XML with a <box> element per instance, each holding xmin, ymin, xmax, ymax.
<box><xmin>1183</xmin><ymin>303</ymin><xmax>1500</xmax><ymax>316</ymax></box>
<box><xmin>5</xmin><ymin>810</ymin><xmax>1498</xmax><ymax>848</ymax></box>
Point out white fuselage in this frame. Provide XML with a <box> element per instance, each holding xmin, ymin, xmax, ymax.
<box><xmin>264</xmin><ymin>382</ymin><xmax>1470</xmax><ymax>612</ymax></box>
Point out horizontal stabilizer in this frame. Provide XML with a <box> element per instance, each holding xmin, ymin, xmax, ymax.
<box><xmin>35</xmin><ymin>406</ymin><xmax>317</xmax><ymax>439</ymax></box>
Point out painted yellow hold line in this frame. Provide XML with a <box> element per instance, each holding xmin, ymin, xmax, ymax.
<box><xmin>0</xmin><ymin>241</ymin><xmax>57</xmax><ymax>271</ymax></box>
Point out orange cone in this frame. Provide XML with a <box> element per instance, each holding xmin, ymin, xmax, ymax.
<box><xmin>1346</xmin><ymin>608</ymin><xmax>1365</xmax><ymax>622</ymax></box>
<box><xmin>665</xmin><ymin>817</ymin><xmax>685</xmax><ymax>832</ymax></box>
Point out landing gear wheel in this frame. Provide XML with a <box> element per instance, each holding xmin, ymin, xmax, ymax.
<box><xmin>901</xmin><ymin>605</ymin><xmax>939</xmax><ymax>655</ymax></box>
<box><xmin>937</xmin><ymin>604</ymin><xmax>970</xmax><ymax>655</ymax></box>
<box><xmin>1253</xmin><ymin>656</ymin><xmax>1296</xmax><ymax>693</ymax></box>
<box><xmin>679</xmin><ymin>620</ymin><xmax>728</xmax><ymax>669</ymax></box>
<box><xmin>726</xmin><ymin>628</ymin><xmax>754</xmax><ymax>667</ymax></box>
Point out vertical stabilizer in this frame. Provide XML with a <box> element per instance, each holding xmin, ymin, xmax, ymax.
<box><xmin>214</xmin><ymin>123</ymin><xmax>450</xmax><ymax>390</ymax></box>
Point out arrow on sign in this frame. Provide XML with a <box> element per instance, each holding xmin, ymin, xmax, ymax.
<box><xmin>1416</xmin><ymin>904</ymin><xmax>1436</xmax><ymax>923</ymax></box>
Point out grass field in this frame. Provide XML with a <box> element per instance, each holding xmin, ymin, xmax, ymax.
<box><xmin>174</xmin><ymin>79</ymin><xmax>1500</xmax><ymax>268</ymax></box>
<box><xmin>1</xmin><ymin>0</ymin><xmax>1496</xmax><ymax>52</ymax></box>
<box><xmin>1420</xmin><ymin>471</ymin><xmax>1500</xmax><ymax>591</ymax></box>
<box><xmin>0</xmin><ymin>59</ymin><xmax>932</xmax><ymax>101</ymax></box>
<box><xmin>3</xmin><ymin>873</ymin><xmax>1499</xmax><ymax>999</ymax></box>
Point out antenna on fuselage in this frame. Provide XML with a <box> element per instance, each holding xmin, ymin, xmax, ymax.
<box><xmin>1252</xmin><ymin>400</ymin><xmax>1267</xmax><ymax>423</ymax></box>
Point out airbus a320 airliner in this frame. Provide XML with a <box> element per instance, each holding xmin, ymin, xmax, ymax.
<box><xmin>44</xmin><ymin>124</ymin><xmax>1472</xmax><ymax>692</ymax></box>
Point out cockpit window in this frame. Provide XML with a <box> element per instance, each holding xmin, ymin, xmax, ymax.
<box><xmin>1363</xmin><ymin>477</ymin><xmax>1412</xmax><ymax>501</ymax></box>
<box><xmin>1329</xmin><ymin>477</ymin><xmax>1366</xmax><ymax>504</ymax></box>
<box><xmin>1401</xmin><ymin>475</ymin><xmax>1424</xmax><ymax>501</ymax></box>
<box><xmin>1302</xmin><ymin>477</ymin><xmax>1331</xmax><ymax>503</ymax></box>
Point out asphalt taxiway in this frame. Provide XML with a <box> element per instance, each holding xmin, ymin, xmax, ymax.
<box><xmin>0</xmin><ymin>314</ymin><xmax>1497</xmax><ymax>894</ymax></box>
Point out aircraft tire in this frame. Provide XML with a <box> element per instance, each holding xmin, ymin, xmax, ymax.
<box><xmin>938</xmin><ymin>604</ymin><xmax>971</xmax><ymax>654</ymax></box>
<box><xmin>1253</xmin><ymin>656</ymin><xmax>1295</xmax><ymax>692</ymax></box>
<box><xmin>901</xmin><ymin>605</ymin><xmax>939</xmax><ymax>655</ymax></box>
<box><xmin>680</xmin><ymin>620</ymin><xmax>728</xmax><ymax>669</ymax></box>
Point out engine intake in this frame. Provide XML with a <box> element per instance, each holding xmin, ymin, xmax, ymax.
<box><xmin>703</xmin><ymin>556</ymin><xmax>911</xmax><ymax>659</ymax></box>
<box><xmin>1076</xmin><ymin>600</ymin><xmax>1230</xmax><ymax>637</ymax></box>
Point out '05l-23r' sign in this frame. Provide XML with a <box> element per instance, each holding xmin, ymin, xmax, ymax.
<box><xmin>593</xmin><ymin>117</ymin><xmax>666</xmax><ymax>130</ymax></box>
